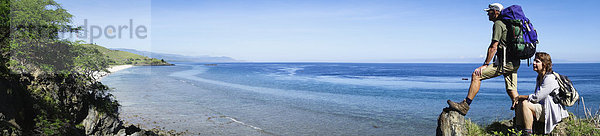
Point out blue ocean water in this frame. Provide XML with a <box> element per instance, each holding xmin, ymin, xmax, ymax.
<box><xmin>102</xmin><ymin>63</ymin><xmax>600</xmax><ymax>135</ymax></box>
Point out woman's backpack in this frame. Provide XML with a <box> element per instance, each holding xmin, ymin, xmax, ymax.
<box><xmin>550</xmin><ymin>72</ymin><xmax>579</xmax><ymax>107</ymax></box>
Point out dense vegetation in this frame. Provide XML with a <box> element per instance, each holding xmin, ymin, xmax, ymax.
<box><xmin>1</xmin><ymin>0</ymin><xmax>124</xmax><ymax>135</ymax></box>
<box><xmin>81</xmin><ymin>44</ymin><xmax>172</xmax><ymax>66</ymax></box>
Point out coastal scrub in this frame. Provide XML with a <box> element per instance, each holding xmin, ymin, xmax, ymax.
<box><xmin>465</xmin><ymin>112</ymin><xmax>600</xmax><ymax>136</ymax></box>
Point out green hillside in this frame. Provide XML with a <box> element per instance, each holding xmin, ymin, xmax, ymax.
<box><xmin>81</xmin><ymin>44</ymin><xmax>173</xmax><ymax>66</ymax></box>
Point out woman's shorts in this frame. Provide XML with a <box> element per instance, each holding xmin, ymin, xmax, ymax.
<box><xmin>531</xmin><ymin>103</ymin><xmax>544</xmax><ymax>121</ymax></box>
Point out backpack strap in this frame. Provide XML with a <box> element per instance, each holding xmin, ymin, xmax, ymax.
<box><xmin>550</xmin><ymin>72</ymin><xmax>562</xmax><ymax>104</ymax></box>
<box><xmin>500</xmin><ymin>45</ymin><xmax>506</xmax><ymax>73</ymax></box>
<box><xmin>552</xmin><ymin>72</ymin><xmax>565</xmax><ymax>92</ymax></box>
<box><xmin>552</xmin><ymin>72</ymin><xmax>561</xmax><ymax>81</ymax></box>
<box><xmin>495</xmin><ymin>45</ymin><xmax>506</xmax><ymax>73</ymax></box>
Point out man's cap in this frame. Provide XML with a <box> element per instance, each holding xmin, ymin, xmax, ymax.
<box><xmin>484</xmin><ymin>3</ymin><xmax>503</xmax><ymax>12</ymax></box>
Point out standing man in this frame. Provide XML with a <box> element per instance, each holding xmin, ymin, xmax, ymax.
<box><xmin>447</xmin><ymin>3</ymin><xmax>521</xmax><ymax>115</ymax></box>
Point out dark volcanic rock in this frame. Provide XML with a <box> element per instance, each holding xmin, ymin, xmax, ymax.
<box><xmin>82</xmin><ymin>107</ymin><xmax>122</xmax><ymax>135</ymax></box>
<box><xmin>82</xmin><ymin>107</ymin><xmax>181</xmax><ymax>136</ymax></box>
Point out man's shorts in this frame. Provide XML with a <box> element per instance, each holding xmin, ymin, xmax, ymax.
<box><xmin>479</xmin><ymin>61</ymin><xmax>520</xmax><ymax>91</ymax></box>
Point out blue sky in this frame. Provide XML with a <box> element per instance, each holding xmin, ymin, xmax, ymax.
<box><xmin>57</xmin><ymin>0</ymin><xmax>599</xmax><ymax>63</ymax></box>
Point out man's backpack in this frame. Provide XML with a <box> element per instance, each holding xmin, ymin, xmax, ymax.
<box><xmin>550</xmin><ymin>72</ymin><xmax>579</xmax><ymax>107</ymax></box>
<box><xmin>500</xmin><ymin>5</ymin><xmax>538</xmax><ymax>62</ymax></box>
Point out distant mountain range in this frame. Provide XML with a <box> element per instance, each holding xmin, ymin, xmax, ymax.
<box><xmin>111</xmin><ymin>48</ymin><xmax>239</xmax><ymax>63</ymax></box>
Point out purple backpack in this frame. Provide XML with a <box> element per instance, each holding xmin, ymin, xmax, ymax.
<box><xmin>500</xmin><ymin>5</ymin><xmax>538</xmax><ymax>60</ymax></box>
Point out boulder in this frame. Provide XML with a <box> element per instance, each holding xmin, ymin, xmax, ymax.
<box><xmin>81</xmin><ymin>107</ymin><xmax>168</xmax><ymax>136</ymax></box>
<box><xmin>437</xmin><ymin>107</ymin><xmax>466</xmax><ymax>136</ymax></box>
<box><xmin>82</xmin><ymin>107</ymin><xmax>122</xmax><ymax>135</ymax></box>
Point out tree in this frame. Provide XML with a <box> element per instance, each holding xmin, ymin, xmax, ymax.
<box><xmin>72</xmin><ymin>43</ymin><xmax>108</xmax><ymax>80</ymax></box>
<box><xmin>5</xmin><ymin>0</ymin><xmax>85</xmax><ymax>74</ymax></box>
<box><xmin>9</xmin><ymin>0</ymin><xmax>74</xmax><ymax>40</ymax></box>
<box><xmin>1</xmin><ymin>0</ymin><xmax>110</xmax><ymax>76</ymax></box>
<box><xmin>0</xmin><ymin>1</ymin><xmax>115</xmax><ymax>135</ymax></box>
<box><xmin>1</xmin><ymin>0</ymin><xmax>11</xmax><ymax>75</ymax></box>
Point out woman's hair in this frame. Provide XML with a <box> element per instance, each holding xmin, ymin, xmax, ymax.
<box><xmin>535</xmin><ymin>52</ymin><xmax>553</xmax><ymax>74</ymax></box>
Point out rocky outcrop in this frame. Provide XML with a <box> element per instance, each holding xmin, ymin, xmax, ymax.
<box><xmin>82</xmin><ymin>107</ymin><xmax>182</xmax><ymax>136</ymax></box>
<box><xmin>0</xmin><ymin>69</ymin><xmax>180</xmax><ymax>135</ymax></box>
<box><xmin>82</xmin><ymin>107</ymin><xmax>122</xmax><ymax>135</ymax></box>
<box><xmin>437</xmin><ymin>108</ymin><xmax>466</xmax><ymax>136</ymax></box>
<box><xmin>82</xmin><ymin>107</ymin><xmax>150</xmax><ymax>136</ymax></box>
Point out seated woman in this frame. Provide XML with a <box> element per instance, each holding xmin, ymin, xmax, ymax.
<box><xmin>513</xmin><ymin>52</ymin><xmax>569</xmax><ymax>135</ymax></box>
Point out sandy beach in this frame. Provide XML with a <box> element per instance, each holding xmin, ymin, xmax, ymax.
<box><xmin>107</xmin><ymin>65</ymin><xmax>134</xmax><ymax>73</ymax></box>
<box><xmin>94</xmin><ymin>65</ymin><xmax>134</xmax><ymax>81</ymax></box>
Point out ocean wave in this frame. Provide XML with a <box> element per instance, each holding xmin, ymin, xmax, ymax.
<box><xmin>207</xmin><ymin>115</ymin><xmax>264</xmax><ymax>131</ymax></box>
<box><xmin>277</xmin><ymin>67</ymin><xmax>304</xmax><ymax>76</ymax></box>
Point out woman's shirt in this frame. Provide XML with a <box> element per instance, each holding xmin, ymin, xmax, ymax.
<box><xmin>528</xmin><ymin>73</ymin><xmax>569</xmax><ymax>134</ymax></box>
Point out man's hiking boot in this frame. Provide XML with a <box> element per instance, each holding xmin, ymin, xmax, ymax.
<box><xmin>447</xmin><ymin>99</ymin><xmax>470</xmax><ymax>115</ymax></box>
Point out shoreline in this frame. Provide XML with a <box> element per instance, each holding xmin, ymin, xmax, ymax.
<box><xmin>94</xmin><ymin>65</ymin><xmax>134</xmax><ymax>81</ymax></box>
<box><xmin>107</xmin><ymin>65</ymin><xmax>134</xmax><ymax>73</ymax></box>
